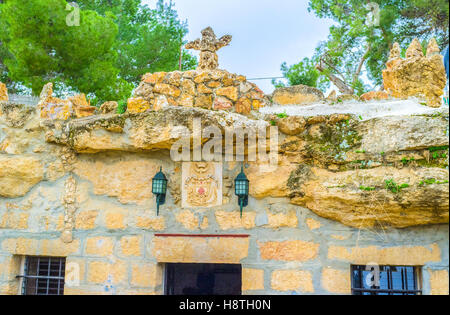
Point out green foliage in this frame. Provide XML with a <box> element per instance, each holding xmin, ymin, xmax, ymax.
<box><xmin>359</xmin><ymin>185</ymin><xmax>376</xmax><ymax>191</ymax></box>
<box><xmin>428</xmin><ymin>146</ymin><xmax>449</xmax><ymax>152</ymax></box>
<box><xmin>76</xmin><ymin>0</ymin><xmax>197</xmax><ymax>84</ymax></box>
<box><xmin>418</xmin><ymin>178</ymin><xmax>449</xmax><ymax>186</ymax></box>
<box><xmin>117</xmin><ymin>100</ymin><xmax>127</xmax><ymax>114</ymax></box>
<box><xmin>385</xmin><ymin>179</ymin><xmax>409</xmax><ymax>193</ymax></box>
<box><xmin>428</xmin><ymin>146</ymin><xmax>449</xmax><ymax>160</ymax></box>
<box><xmin>272</xmin><ymin>57</ymin><xmax>330</xmax><ymax>92</ymax></box>
<box><xmin>401</xmin><ymin>157</ymin><xmax>415</xmax><ymax>165</ymax></box>
<box><xmin>0</xmin><ymin>0</ymin><xmax>196</xmax><ymax>103</ymax></box>
<box><xmin>277</xmin><ymin>112</ymin><xmax>288</xmax><ymax>119</ymax></box>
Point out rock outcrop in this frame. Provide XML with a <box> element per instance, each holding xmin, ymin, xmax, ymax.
<box><xmin>37</xmin><ymin>102</ymin><xmax>449</xmax><ymax>228</ymax></box>
<box><xmin>39</xmin><ymin>83</ymin><xmax>97</xmax><ymax>119</ymax></box>
<box><xmin>383</xmin><ymin>38</ymin><xmax>447</xmax><ymax>107</ymax></box>
<box><xmin>0</xmin><ymin>155</ymin><xmax>44</xmax><ymax>198</ymax></box>
<box><xmin>272</xmin><ymin>85</ymin><xmax>324</xmax><ymax>105</ymax></box>
<box><xmin>0</xmin><ymin>82</ymin><xmax>8</xmax><ymax>101</ymax></box>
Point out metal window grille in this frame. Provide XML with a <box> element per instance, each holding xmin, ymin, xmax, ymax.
<box><xmin>351</xmin><ymin>265</ymin><xmax>421</xmax><ymax>295</ymax></box>
<box><xmin>18</xmin><ymin>257</ymin><xmax>66</xmax><ymax>295</ymax></box>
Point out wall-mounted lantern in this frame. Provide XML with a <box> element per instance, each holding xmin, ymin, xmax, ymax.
<box><xmin>152</xmin><ymin>167</ymin><xmax>168</xmax><ymax>216</ymax></box>
<box><xmin>234</xmin><ymin>167</ymin><xmax>249</xmax><ymax>218</ymax></box>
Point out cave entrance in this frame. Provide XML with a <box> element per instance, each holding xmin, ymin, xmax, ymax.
<box><xmin>164</xmin><ymin>263</ymin><xmax>242</xmax><ymax>295</ymax></box>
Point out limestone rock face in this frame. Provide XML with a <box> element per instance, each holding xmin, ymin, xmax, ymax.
<box><xmin>0</xmin><ymin>82</ymin><xmax>8</xmax><ymax>101</ymax></box>
<box><xmin>290</xmin><ymin>166</ymin><xmax>449</xmax><ymax>229</ymax></box>
<box><xmin>43</xmin><ymin>106</ymin><xmax>270</xmax><ymax>154</ymax></box>
<box><xmin>38</xmin><ymin>84</ymin><xmax>96</xmax><ymax>119</ymax></box>
<box><xmin>272</xmin><ymin>85</ymin><xmax>324</xmax><ymax>105</ymax></box>
<box><xmin>0</xmin><ymin>155</ymin><xmax>44</xmax><ymax>198</ymax></box>
<box><xmin>6</xmin><ymin>96</ymin><xmax>447</xmax><ymax>229</ymax></box>
<box><xmin>0</xmin><ymin>102</ymin><xmax>35</xmax><ymax>128</ymax></box>
<box><xmin>383</xmin><ymin>38</ymin><xmax>447</xmax><ymax>107</ymax></box>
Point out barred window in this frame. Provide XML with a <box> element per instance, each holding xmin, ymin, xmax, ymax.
<box><xmin>19</xmin><ymin>257</ymin><xmax>66</xmax><ymax>295</ymax></box>
<box><xmin>351</xmin><ymin>265</ymin><xmax>421</xmax><ymax>295</ymax></box>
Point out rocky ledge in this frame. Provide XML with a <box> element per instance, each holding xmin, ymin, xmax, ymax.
<box><xmin>34</xmin><ymin>104</ymin><xmax>449</xmax><ymax>229</ymax></box>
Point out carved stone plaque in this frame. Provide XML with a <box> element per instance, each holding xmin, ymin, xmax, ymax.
<box><xmin>182</xmin><ymin>162</ymin><xmax>222</xmax><ymax>208</ymax></box>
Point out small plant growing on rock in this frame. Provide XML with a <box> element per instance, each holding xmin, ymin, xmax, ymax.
<box><xmin>360</xmin><ymin>185</ymin><xmax>376</xmax><ymax>191</ymax></box>
<box><xmin>418</xmin><ymin>178</ymin><xmax>449</xmax><ymax>186</ymax></box>
<box><xmin>385</xmin><ymin>179</ymin><xmax>409</xmax><ymax>193</ymax></box>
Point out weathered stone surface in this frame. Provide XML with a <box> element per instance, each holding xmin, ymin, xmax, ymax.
<box><xmin>277</xmin><ymin>116</ymin><xmax>306</xmax><ymax>135</ymax></box>
<box><xmin>291</xmin><ymin>166</ymin><xmax>449</xmax><ymax>228</ymax></box>
<box><xmin>383</xmin><ymin>38</ymin><xmax>447</xmax><ymax>107</ymax></box>
<box><xmin>216</xmin><ymin>86</ymin><xmax>238</xmax><ymax>102</ymax></box>
<box><xmin>131</xmin><ymin>67</ymin><xmax>268</xmax><ymax>114</ymax></box>
<box><xmin>360</xmin><ymin>91</ymin><xmax>389</xmax><ymax>101</ymax></box>
<box><xmin>0</xmin><ymin>156</ymin><xmax>44</xmax><ymax>198</ymax></box>
<box><xmin>235</xmin><ymin>97</ymin><xmax>252</xmax><ymax>115</ymax></box>
<box><xmin>0</xmin><ymin>102</ymin><xmax>35</xmax><ymax>128</ymax></box>
<box><xmin>185</xmin><ymin>27</ymin><xmax>232</xmax><ymax>71</ymax></box>
<box><xmin>152</xmin><ymin>236</ymin><xmax>249</xmax><ymax>263</ymax></box>
<box><xmin>195</xmin><ymin>94</ymin><xmax>213</xmax><ymax>109</ymax></box>
<box><xmin>242</xmin><ymin>268</ymin><xmax>264</xmax><ymax>291</ymax></box>
<box><xmin>0</xmin><ymin>82</ymin><xmax>8</xmax><ymax>101</ymax></box>
<box><xmin>355</xmin><ymin>115</ymin><xmax>448</xmax><ymax>154</ymax></box>
<box><xmin>88</xmin><ymin>260</ymin><xmax>127</xmax><ymax>284</ymax></box>
<box><xmin>131</xmin><ymin>263</ymin><xmax>161</xmax><ymax>288</ymax></box>
<box><xmin>43</xmin><ymin>107</ymin><xmax>269</xmax><ymax>153</ymax></box>
<box><xmin>266</xmin><ymin>211</ymin><xmax>298</xmax><ymax>228</ymax></box>
<box><xmin>429</xmin><ymin>269</ymin><xmax>449</xmax><ymax>295</ymax></box>
<box><xmin>326</xmin><ymin>90</ymin><xmax>337</xmax><ymax>102</ymax></box>
<box><xmin>99</xmin><ymin>101</ymin><xmax>118</xmax><ymax>114</ymax></box>
<box><xmin>153</xmin><ymin>83</ymin><xmax>181</xmax><ymax>98</ymax></box>
<box><xmin>247</xmin><ymin>164</ymin><xmax>296</xmax><ymax>199</ymax></box>
<box><xmin>271</xmin><ymin>270</ymin><xmax>314</xmax><ymax>292</ymax></box>
<box><xmin>127</xmin><ymin>97</ymin><xmax>151</xmax><ymax>113</ymax></box>
<box><xmin>215</xmin><ymin>211</ymin><xmax>256</xmax><ymax>230</ymax></box>
<box><xmin>73</xmin><ymin>157</ymin><xmax>159</xmax><ymax>204</ymax></box>
<box><xmin>306</xmin><ymin>218</ymin><xmax>321</xmax><ymax>230</ymax></box>
<box><xmin>258</xmin><ymin>240</ymin><xmax>319</xmax><ymax>262</ymax></box>
<box><xmin>178</xmin><ymin>94</ymin><xmax>194</xmax><ymax>107</ymax></box>
<box><xmin>120</xmin><ymin>236</ymin><xmax>142</xmax><ymax>257</ymax></box>
<box><xmin>272</xmin><ymin>85</ymin><xmax>324</xmax><ymax>105</ymax></box>
<box><xmin>321</xmin><ymin>268</ymin><xmax>350</xmax><ymax>294</ymax></box>
<box><xmin>328</xmin><ymin>244</ymin><xmax>441</xmax><ymax>265</ymax></box>
<box><xmin>213</xmin><ymin>96</ymin><xmax>233</xmax><ymax>110</ymax></box>
<box><xmin>85</xmin><ymin>237</ymin><xmax>114</xmax><ymax>256</ymax></box>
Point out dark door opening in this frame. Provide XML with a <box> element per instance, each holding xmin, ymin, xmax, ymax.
<box><xmin>165</xmin><ymin>263</ymin><xmax>242</xmax><ymax>295</ymax></box>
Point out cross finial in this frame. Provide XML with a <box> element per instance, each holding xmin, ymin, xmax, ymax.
<box><xmin>185</xmin><ymin>27</ymin><xmax>232</xmax><ymax>71</ymax></box>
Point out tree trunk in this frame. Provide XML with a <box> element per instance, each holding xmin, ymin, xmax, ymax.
<box><xmin>316</xmin><ymin>62</ymin><xmax>354</xmax><ymax>95</ymax></box>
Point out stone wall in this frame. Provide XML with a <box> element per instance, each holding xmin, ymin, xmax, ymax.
<box><xmin>0</xmin><ymin>87</ymin><xmax>449</xmax><ymax>295</ymax></box>
<box><xmin>129</xmin><ymin>70</ymin><xmax>268</xmax><ymax>114</ymax></box>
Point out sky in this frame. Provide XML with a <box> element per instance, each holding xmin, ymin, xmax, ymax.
<box><xmin>143</xmin><ymin>0</ymin><xmax>334</xmax><ymax>94</ymax></box>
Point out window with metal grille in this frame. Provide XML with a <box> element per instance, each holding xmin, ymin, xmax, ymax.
<box><xmin>18</xmin><ymin>257</ymin><xmax>66</xmax><ymax>295</ymax></box>
<box><xmin>351</xmin><ymin>265</ymin><xmax>421</xmax><ymax>295</ymax></box>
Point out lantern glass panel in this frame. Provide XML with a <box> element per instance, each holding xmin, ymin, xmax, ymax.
<box><xmin>152</xmin><ymin>179</ymin><xmax>167</xmax><ymax>194</ymax></box>
<box><xmin>235</xmin><ymin>180</ymin><xmax>248</xmax><ymax>196</ymax></box>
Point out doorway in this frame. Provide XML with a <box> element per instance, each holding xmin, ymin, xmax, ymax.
<box><xmin>164</xmin><ymin>263</ymin><xmax>242</xmax><ymax>295</ymax></box>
